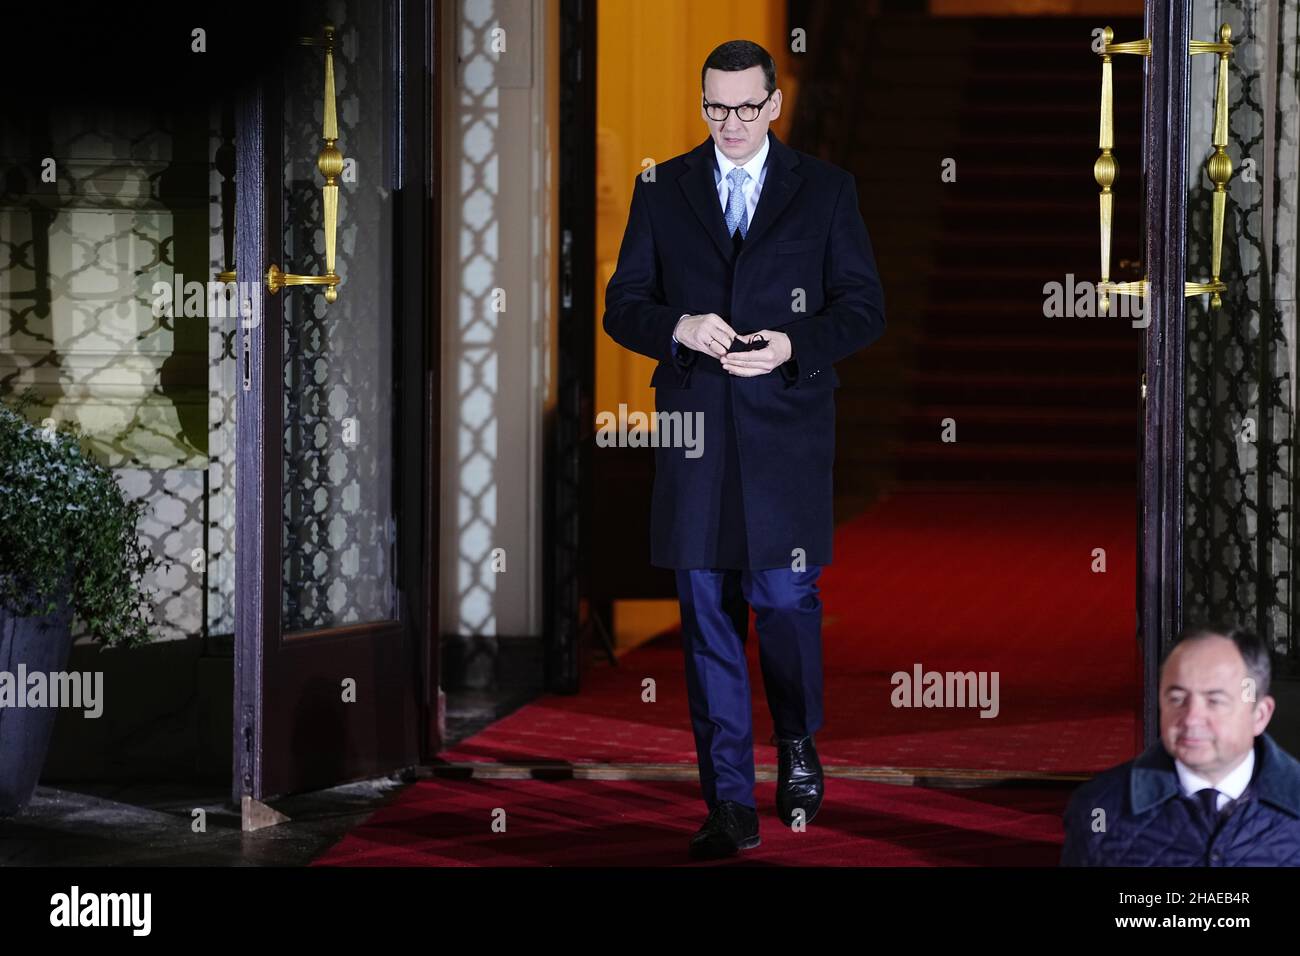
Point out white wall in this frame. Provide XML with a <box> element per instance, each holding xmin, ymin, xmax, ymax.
<box><xmin>439</xmin><ymin>0</ymin><xmax>556</xmax><ymax>641</ymax></box>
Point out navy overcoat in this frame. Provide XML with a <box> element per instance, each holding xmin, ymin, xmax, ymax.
<box><xmin>601</xmin><ymin>130</ymin><xmax>885</xmax><ymax>570</ymax></box>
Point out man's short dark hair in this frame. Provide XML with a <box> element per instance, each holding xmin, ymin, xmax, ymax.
<box><xmin>701</xmin><ymin>40</ymin><xmax>776</xmax><ymax>95</ymax></box>
<box><xmin>1164</xmin><ymin>622</ymin><xmax>1272</xmax><ymax>699</ymax></box>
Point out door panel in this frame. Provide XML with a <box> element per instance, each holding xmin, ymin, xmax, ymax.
<box><xmin>1181</xmin><ymin>0</ymin><xmax>1299</xmax><ymax>745</ymax></box>
<box><xmin>235</xmin><ymin>0</ymin><xmax>432</xmax><ymax>804</ymax></box>
<box><xmin>1134</xmin><ymin>0</ymin><xmax>1299</xmax><ymax>748</ymax></box>
<box><xmin>1182</xmin><ymin>0</ymin><xmax>1296</xmax><ymax>650</ymax></box>
<box><xmin>0</xmin><ymin>2</ymin><xmax>433</xmax><ymax>805</ymax></box>
<box><xmin>279</xmin><ymin>10</ymin><xmax>399</xmax><ymax>636</ymax></box>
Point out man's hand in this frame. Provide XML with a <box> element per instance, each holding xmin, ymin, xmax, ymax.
<box><xmin>719</xmin><ymin>330</ymin><xmax>793</xmax><ymax>376</ymax></box>
<box><xmin>674</xmin><ymin>313</ymin><xmax>737</xmax><ymax>358</ymax></box>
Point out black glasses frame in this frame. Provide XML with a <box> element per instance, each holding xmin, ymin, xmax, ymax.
<box><xmin>702</xmin><ymin>92</ymin><xmax>773</xmax><ymax>123</ymax></box>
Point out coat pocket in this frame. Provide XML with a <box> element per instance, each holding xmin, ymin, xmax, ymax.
<box><xmin>774</xmin><ymin>237</ymin><xmax>821</xmax><ymax>255</ymax></box>
<box><xmin>649</xmin><ymin>362</ymin><xmax>687</xmax><ymax>388</ymax></box>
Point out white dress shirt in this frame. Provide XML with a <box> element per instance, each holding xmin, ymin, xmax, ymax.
<box><xmin>672</xmin><ymin>135</ymin><xmax>772</xmax><ymax>348</ymax></box>
<box><xmin>713</xmin><ymin>134</ymin><xmax>770</xmax><ymax>233</ymax></box>
<box><xmin>1175</xmin><ymin>747</ymin><xmax>1255</xmax><ymax>812</ymax></box>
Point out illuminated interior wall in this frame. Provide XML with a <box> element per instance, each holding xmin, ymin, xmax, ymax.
<box><xmin>595</xmin><ymin>0</ymin><xmax>794</xmax><ymax>421</ymax></box>
<box><xmin>439</xmin><ymin>0</ymin><xmax>556</xmax><ymax>648</ymax></box>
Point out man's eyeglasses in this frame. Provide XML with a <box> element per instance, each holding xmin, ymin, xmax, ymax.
<box><xmin>703</xmin><ymin>92</ymin><xmax>773</xmax><ymax>123</ymax></box>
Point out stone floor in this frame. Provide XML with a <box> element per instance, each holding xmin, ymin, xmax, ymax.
<box><xmin>0</xmin><ymin>685</ymin><xmax>538</xmax><ymax>866</ymax></box>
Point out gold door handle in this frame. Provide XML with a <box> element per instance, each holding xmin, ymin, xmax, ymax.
<box><xmin>1187</xmin><ymin>24</ymin><xmax>1234</xmax><ymax>308</ymax></box>
<box><xmin>1092</xmin><ymin>24</ymin><xmax>1234</xmax><ymax>312</ymax></box>
<box><xmin>269</xmin><ymin>24</ymin><xmax>344</xmax><ymax>303</ymax></box>
<box><xmin>1094</xmin><ymin>27</ymin><xmax>1150</xmax><ymax>314</ymax></box>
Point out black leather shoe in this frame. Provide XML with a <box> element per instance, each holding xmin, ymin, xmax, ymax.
<box><xmin>776</xmin><ymin>734</ymin><xmax>824</xmax><ymax>827</ymax></box>
<box><xmin>688</xmin><ymin>800</ymin><xmax>760</xmax><ymax>859</ymax></box>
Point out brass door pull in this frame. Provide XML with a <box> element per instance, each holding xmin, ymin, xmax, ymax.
<box><xmin>269</xmin><ymin>24</ymin><xmax>345</xmax><ymax>303</ymax></box>
<box><xmin>1093</xmin><ymin>24</ymin><xmax>1234</xmax><ymax>312</ymax></box>
<box><xmin>1187</xmin><ymin>24</ymin><xmax>1234</xmax><ymax>308</ymax></box>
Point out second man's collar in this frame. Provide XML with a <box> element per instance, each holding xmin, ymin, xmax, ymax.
<box><xmin>1174</xmin><ymin>747</ymin><xmax>1255</xmax><ymax>801</ymax></box>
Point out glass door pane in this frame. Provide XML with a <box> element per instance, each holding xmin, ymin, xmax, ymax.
<box><xmin>0</xmin><ymin>89</ymin><xmax>239</xmax><ymax>648</ymax></box>
<box><xmin>280</xmin><ymin>0</ymin><xmax>398</xmax><ymax>633</ymax></box>
<box><xmin>1183</xmin><ymin>0</ymin><xmax>1299</xmax><ymax>680</ymax></box>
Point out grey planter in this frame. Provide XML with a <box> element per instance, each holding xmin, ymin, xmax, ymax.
<box><xmin>0</xmin><ymin>590</ymin><xmax>75</xmax><ymax>817</ymax></box>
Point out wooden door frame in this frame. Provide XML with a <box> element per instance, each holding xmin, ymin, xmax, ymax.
<box><xmin>233</xmin><ymin>67</ymin><xmax>273</xmax><ymax>804</ymax></box>
<box><xmin>1139</xmin><ymin>0</ymin><xmax>1192</xmax><ymax>750</ymax></box>
<box><xmin>547</xmin><ymin>0</ymin><xmax>598</xmax><ymax>693</ymax></box>
<box><xmin>233</xmin><ymin>0</ymin><xmax>440</xmax><ymax>804</ymax></box>
<box><xmin>418</xmin><ymin>0</ymin><xmax>443</xmax><ymax>761</ymax></box>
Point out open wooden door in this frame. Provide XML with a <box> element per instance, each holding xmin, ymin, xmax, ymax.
<box><xmin>234</xmin><ymin>0</ymin><xmax>437</xmax><ymax>819</ymax></box>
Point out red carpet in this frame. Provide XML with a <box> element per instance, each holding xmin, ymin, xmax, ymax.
<box><xmin>442</xmin><ymin>484</ymin><xmax>1141</xmax><ymax>773</ymax></box>
<box><xmin>311</xmin><ymin>777</ymin><xmax>1069</xmax><ymax>866</ymax></box>
<box><xmin>312</xmin><ymin>486</ymin><xmax>1137</xmax><ymax>866</ymax></box>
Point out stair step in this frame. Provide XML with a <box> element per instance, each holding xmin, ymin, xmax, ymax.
<box><xmin>896</xmin><ymin>407</ymin><xmax>1135</xmax><ymax>446</ymax></box>
<box><xmin>900</xmin><ymin>370</ymin><xmax>1137</xmax><ymax>408</ymax></box>
<box><xmin>894</xmin><ymin>457</ymin><xmax>1137</xmax><ymax>482</ymax></box>
<box><xmin>914</xmin><ymin>340</ymin><xmax>1136</xmax><ymax>356</ymax></box>
<box><xmin>891</xmin><ymin>441</ymin><xmax>1137</xmax><ymax>463</ymax></box>
<box><xmin>908</xmin><ymin>367</ymin><xmax>1133</xmax><ymax>386</ymax></box>
<box><xmin>938</xmin><ymin>198</ymin><xmax>1139</xmax><ymax>217</ymax></box>
<box><xmin>905</xmin><ymin>403</ymin><xmax>1133</xmax><ymax>424</ymax></box>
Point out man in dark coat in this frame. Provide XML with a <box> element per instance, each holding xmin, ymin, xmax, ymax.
<box><xmin>1062</xmin><ymin>625</ymin><xmax>1300</xmax><ymax>866</ymax></box>
<box><xmin>601</xmin><ymin>39</ymin><xmax>885</xmax><ymax>859</ymax></box>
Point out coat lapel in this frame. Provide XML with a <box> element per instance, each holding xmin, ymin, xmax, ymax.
<box><xmin>680</xmin><ymin>137</ymin><xmax>735</xmax><ymax>263</ymax></box>
<box><xmin>678</xmin><ymin>129</ymin><xmax>804</xmax><ymax>265</ymax></box>
<box><xmin>743</xmin><ymin>131</ymin><xmax>802</xmax><ymax>250</ymax></box>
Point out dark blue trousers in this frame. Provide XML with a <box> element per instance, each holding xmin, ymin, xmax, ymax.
<box><xmin>675</xmin><ymin>566</ymin><xmax>825</xmax><ymax>811</ymax></box>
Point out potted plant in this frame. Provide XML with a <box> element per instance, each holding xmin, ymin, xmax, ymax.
<box><xmin>0</xmin><ymin>387</ymin><xmax>159</xmax><ymax>816</ymax></box>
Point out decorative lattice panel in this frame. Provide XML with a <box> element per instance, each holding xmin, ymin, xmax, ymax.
<box><xmin>279</xmin><ymin>0</ymin><xmax>398</xmax><ymax>631</ymax></box>
<box><xmin>1183</xmin><ymin>0</ymin><xmax>1298</xmax><ymax>665</ymax></box>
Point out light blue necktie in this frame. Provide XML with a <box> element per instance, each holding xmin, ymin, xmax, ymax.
<box><xmin>724</xmin><ymin>167</ymin><xmax>750</xmax><ymax>239</ymax></box>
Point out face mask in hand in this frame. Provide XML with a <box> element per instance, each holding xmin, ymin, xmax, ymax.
<box><xmin>725</xmin><ymin>334</ymin><xmax>767</xmax><ymax>354</ymax></box>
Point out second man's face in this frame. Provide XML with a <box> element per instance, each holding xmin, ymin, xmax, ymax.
<box><xmin>1158</xmin><ymin>635</ymin><xmax>1272</xmax><ymax>781</ymax></box>
<box><xmin>702</xmin><ymin>65</ymin><xmax>780</xmax><ymax>166</ymax></box>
